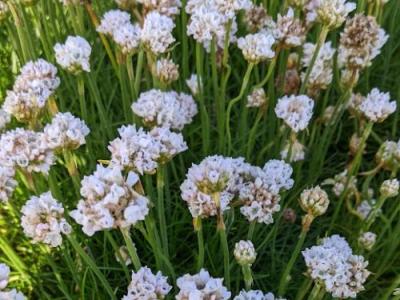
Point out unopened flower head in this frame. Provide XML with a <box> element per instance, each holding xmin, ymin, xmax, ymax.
<box><xmin>0</xmin><ymin>128</ymin><xmax>54</xmax><ymax>174</ymax></box>
<box><xmin>176</xmin><ymin>269</ymin><xmax>231</xmax><ymax>300</ymax></box>
<box><xmin>0</xmin><ymin>1</ymin><xmax>9</xmax><ymax>22</ymax></box>
<box><xmin>358</xmin><ymin>232</ymin><xmax>376</xmax><ymax>251</ymax></box>
<box><xmin>275</xmin><ymin>95</ymin><xmax>314</xmax><ymax>132</ymax></box>
<box><xmin>180</xmin><ymin>155</ymin><xmax>236</xmax><ymax>218</ymax></box>
<box><xmin>280</xmin><ymin>139</ymin><xmax>306</xmax><ymax>162</ymax></box>
<box><xmin>0</xmin><ymin>167</ymin><xmax>17</xmax><ymax>203</ymax></box>
<box><xmin>234</xmin><ymin>290</ymin><xmax>286</xmax><ymax>300</ymax></box>
<box><xmin>247</xmin><ymin>88</ymin><xmax>267</xmax><ymax>108</ymax></box>
<box><xmin>380</xmin><ymin>179</ymin><xmax>399</xmax><ymax>198</ymax></box>
<box><xmin>234</xmin><ymin>240</ymin><xmax>256</xmax><ymax>266</ymax></box>
<box><xmin>376</xmin><ymin>140</ymin><xmax>400</xmax><ymax>171</ymax></box>
<box><xmin>21</xmin><ymin>192</ymin><xmax>71</xmax><ymax>247</ymax></box>
<box><xmin>113</xmin><ymin>23</ymin><xmax>142</xmax><ymax>55</ymax></box>
<box><xmin>302</xmin><ymin>234</ymin><xmax>370</xmax><ymax>298</ymax></box>
<box><xmin>97</xmin><ymin>10</ymin><xmax>131</xmax><ymax>36</ymax></box>
<box><xmin>115</xmin><ymin>246</ymin><xmax>132</xmax><ymax>266</ymax></box>
<box><xmin>132</xmin><ymin>89</ymin><xmax>197</xmax><ymax>130</ymax></box>
<box><xmin>70</xmin><ymin>165</ymin><xmax>149</xmax><ymax>236</ymax></box>
<box><xmin>339</xmin><ymin>14</ymin><xmax>388</xmax><ymax>70</ymax></box>
<box><xmin>274</xmin><ymin>8</ymin><xmax>306</xmax><ymax>48</ymax></box>
<box><xmin>359</xmin><ymin>88</ymin><xmax>396</xmax><ymax>123</ymax></box>
<box><xmin>44</xmin><ymin>112</ymin><xmax>90</xmax><ymax>151</ymax></box>
<box><xmin>155</xmin><ymin>58</ymin><xmax>179</xmax><ymax>84</ymax></box>
<box><xmin>237</xmin><ymin>31</ymin><xmax>275</xmax><ymax>63</ymax></box>
<box><xmin>0</xmin><ymin>263</ymin><xmax>10</xmax><ymax>290</ymax></box>
<box><xmin>122</xmin><ymin>266</ymin><xmax>172</xmax><ymax>300</ymax></box>
<box><xmin>186</xmin><ymin>74</ymin><xmax>201</xmax><ymax>96</ymax></box>
<box><xmin>4</xmin><ymin>59</ymin><xmax>60</xmax><ymax>122</ymax></box>
<box><xmin>137</xmin><ymin>0</ymin><xmax>182</xmax><ymax>17</ymax></box>
<box><xmin>141</xmin><ymin>11</ymin><xmax>175</xmax><ymax>55</ymax></box>
<box><xmin>314</xmin><ymin>0</ymin><xmax>356</xmax><ymax>29</ymax></box>
<box><xmin>299</xmin><ymin>185</ymin><xmax>329</xmax><ymax>216</ymax></box>
<box><xmin>54</xmin><ymin>36</ymin><xmax>91</xmax><ymax>74</ymax></box>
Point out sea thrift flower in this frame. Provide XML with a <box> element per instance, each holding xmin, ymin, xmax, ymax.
<box><xmin>0</xmin><ymin>128</ymin><xmax>54</xmax><ymax>174</ymax></box>
<box><xmin>301</xmin><ymin>42</ymin><xmax>335</xmax><ymax>91</ymax></box>
<box><xmin>54</xmin><ymin>36</ymin><xmax>91</xmax><ymax>74</ymax></box>
<box><xmin>314</xmin><ymin>0</ymin><xmax>356</xmax><ymax>29</ymax></box>
<box><xmin>234</xmin><ymin>240</ymin><xmax>256</xmax><ymax>266</ymax></box>
<box><xmin>247</xmin><ymin>88</ymin><xmax>267</xmax><ymax>108</ymax></box>
<box><xmin>375</xmin><ymin>140</ymin><xmax>400</xmax><ymax>171</ymax></box>
<box><xmin>122</xmin><ymin>266</ymin><xmax>172</xmax><ymax>300</ymax></box>
<box><xmin>237</xmin><ymin>32</ymin><xmax>275</xmax><ymax>63</ymax></box>
<box><xmin>176</xmin><ymin>269</ymin><xmax>231</xmax><ymax>300</ymax></box>
<box><xmin>155</xmin><ymin>58</ymin><xmax>179</xmax><ymax>84</ymax></box>
<box><xmin>113</xmin><ymin>23</ymin><xmax>142</xmax><ymax>55</ymax></box>
<box><xmin>357</xmin><ymin>199</ymin><xmax>378</xmax><ymax>220</ymax></box>
<box><xmin>0</xmin><ymin>167</ymin><xmax>17</xmax><ymax>203</ymax></box>
<box><xmin>339</xmin><ymin>14</ymin><xmax>388</xmax><ymax>70</ymax></box>
<box><xmin>347</xmin><ymin>93</ymin><xmax>365</xmax><ymax>116</ymax></box>
<box><xmin>262</xmin><ymin>159</ymin><xmax>294</xmax><ymax>194</ymax></box>
<box><xmin>280</xmin><ymin>139</ymin><xmax>306</xmax><ymax>162</ymax></box>
<box><xmin>141</xmin><ymin>11</ymin><xmax>175</xmax><ymax>55</ymax></box>
<box><xmin>97</xmin><ymin>10</ymin><xmax>131</xmax><ymax>36</ymax></box>
<box><xmin>275</xmin><ymin>95</ymin><xmax>314</xmax><ymax>132</ymax></box>
<box><xmin>380</xmin><ymin>179</ymin><xmax>399</xmax><ymax>198</ymax></box>
<box><xmin>323</xmin><ymin>170</ymin><xmax>357</xmax><ymax>197</ymax></box>
<box><xmin>44</xmin><ymin>112</ymin><xmax>90</xmax><ymax>151</ymax></box>
<box><xmin>21</xmin><ymin>192</ymin><xmax>71</xmax><ymax>247</ymax></box>
<box><xmin>0</xmin><ymin>264</ymin><xmax>9</xmax><ymax>290</ymax></box>
<box><xmin>299</xmin><ymin>186</ymin><xmax>329</xmax><ymax>217</ymax></box>
<box><xmin>359</xmin><ymin>88</ymin><xmax>396</xmax><ymax>123</ymax></box>
<box><xmin>358</xmin><ymin>232</ymin><xmax>377</xmax><ymax>251</ymax></box>
<box><xmin>0</xmin><ymin>1</ymin><xmax>8</xmax><ymax>22</ymax></box>
<box><xmin>244</xmin><ymin>4</ymin><xmax>271</xmax><ymax>32</ymax></box>
<box><xmin>0</xmin><ymin>264</ymin><xmax>26</xmax><ymax>299</ymax></box>
<box><xmin>186</xmin><ymin>74</ymin><xmax>200</xmax><ymax>96</ymax></box>
<box><xmin>274</xmin><ymin>8</ymin><xmax>306</xmax><ymax>48</ymax></box>
<box><xmin>132</xmin><ymin>89</ymin><xmax>197</xmax><ymax>130</ymax></box>
<box><xmin>149</xmin><ymin>127</ymin><xmax>188</xmax><ymax>164</ymax></box>
<box><xmin>137</xmin><ymin>0</ymin><xmax>182</xmax><ymax>17</ymax></box>
<box><xmin>0</xmin><ymin>109</ymin><xmax>10</xmax><ymax>131</ymax></box>
<box><xmin>234</xmin><ymin>290</ymin><xmax>286</xmax><ymax>300</ymax></box>
<box><xmin>302</xmin><ymin>235</ymin><xmax>370</xmax><ymax>298</ymax></box>
<box><xmin>70</xmin><ymin>165</ymin><xmax>149</xmax><ymax>236</ymax></box>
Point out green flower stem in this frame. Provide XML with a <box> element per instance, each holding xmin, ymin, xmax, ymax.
<box><xmin>194</xmin><ymin>217</ymin><xmax>205</xmax><ymax>271</ymax></box>
<box><xmin>126</xmin><ymin>55</ymin><xmax>137</xmax><ymax>100</ymax></box>
<box><xmin>104</xmin><ymin>231</ymin><xmax>130</xmax><ymax>281</ymax></box>
<box><xmin>157</xmin><ymin>165</ymin><xmax>169</xmax><ymax>259</ymax></box>
<box><xmin>63</xmin><ymin>150</ymin><xmax>81</xmax><ymax>196</ymax></box>
<box><xmin>134</xmin><ymin>49</ymin><xmax>145</xmax><ymax>99</ymax></box>
<box><xmin>211</xmin><ymin>39</ymin><xmax>224</xmax><ymax>152</ymax></box>
<box><xmin>181</xmin><ymin>0</ymin><xmax>189</xmax><ymax>79</ymax></box>
<box><xmin>242</xmin><ymin>264</ymin><xmax>253</xmax><ymax>290</ymax></box>
<box><xmin>247</xmin><ymin>221</ymin><xmax>256</xmax><ymax>240</ymax></box>
<box><xmin>246</xmin><ymin>109</ymin><xmax>266</xmax><ymax>161</ymax></box>
<box><xmin>307</xmin><ymin>283</ymin><xmax>322</xmax><ymax>300</ymax></box>
<box><xmin>255</xmin><ymin>55</ymin><xmax>278</xmax><ymax>89</ymax></box>
<box><xmin>77</xmin><ymin>75</ymin><xmax>88</xmax><ymax>122</ymax></box>
<box><xmin>295</xmin><ymin>278</ymin><xmax>313</xmax><ymax>300</ymax></box>
<box><xmin>67</xmin><ymin>235</ymin><xmax>116</xmax><ymax>300</ymax></box>
<box><xmin>299</xmin><ymin>27</ymin><xmax>329</xmax><ymax>94</ymax></box>
<box><xmin>226</xmin><ymin>63</ymin><xmax>254</xmax><ymax>154</ymax></box>
<box><xmin>364</xmin><ymin>194</ymin><xmax>387</xmax><ymax>231</ymax></box>
<box><xmin>120</xmin><ymin>227</ymin><xmax>142</xmax><ymax>271</ymax></box>
<box><xmin>117</xmin><ymin>52</ymin><xmax>132</xmax><ymax>123</ymax></box>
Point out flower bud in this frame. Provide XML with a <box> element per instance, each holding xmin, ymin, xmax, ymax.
<box><xmin>247</xmin><ymin>88</ymin><xmax>267</xmax><ymax>108</ymax></box>
<box><xmin>358</xmin><ymin>232</ymin><xmax>376</xmax><ymax>251</ymax></box>
<box><xmin>299</xmin><ymin>186</ymin><xmax>329</xmax><ymax>217</ymax></box>
<box><xmin>115</xmin><ymin>246</ymin><xmax>132</xmax><ymax>266</ymax></box>
<box><xmin>380</xmin><ymin>179</ymin><xmax>399</xmax><ymax>198</ymax></box>
<box><xmin>155</xmin><ymin>58</ymin><xmax>179</xmax><ymax>85</ymax></box>
<box><xmin>234</xmin><ymin>240</ymin><xmax>256</xmax><ymax>266</ymax></box>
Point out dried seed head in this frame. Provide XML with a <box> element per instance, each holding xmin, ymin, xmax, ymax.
<box><xmin>274</xmin><ymin>8</ymin><xmax>306</xmax><ymax>48</ymax></box>
<box><xmin>244</xmin><ymin>4</ymin><xmax>272</xmax><ymax>32</ymax></box>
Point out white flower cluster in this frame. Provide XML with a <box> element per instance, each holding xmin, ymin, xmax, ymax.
<box><xmin>0</xmin><ymin>166</ymin><xmax>17</xmax><ymax>203</ymax></box>
<box><xmin>0</xmin><ymin>263</ymin><xmax>25</xmax><ymax>300</ymax></box>
<box><xmin>359</xmin><ymin>88</ymin><xmax>396</xmax><ymax>123</ymax></box>
<box><xmin>176</xmin><ymin>269</ymin><xmax>231</xmax><ymax>300</ymax></box>
<box><xmin>122</xmin><ymin>266</ymin><xmax>172</xmax><ymax>300</ymax></box>
<box><xmin>0</xmin><ymin>109</ymin><xmax>10</xmax><ymax>131</ymax></box>
<box><xmin>302</xmin><ymin>235</ymin><xmax>370</xmax><ymax>298</ymax></box>
<box><xmin>97</xmin><ymin>10</ymin><xmax>132</xmax><ymax>36</ymax></box>
<box><xmin>273</xmin><ymin>8</ymin><xmax>306</xmax><ymax>48</ymax></box>
<box><xmin>247</xmin><ymin>88</ymin><xmax>267</xmax><ymax>108</ymax></box>
<box><xmin>376</xmin><ymin>139</ymin><xmax>400</xmax><ymax>171</ymax></box>
<box><xmin>44</xmin><ymin>112</ymin><xmax>90</xmax><ymax>151</ymax></box>
<box><xmin>109</xmin><ymin>125</ymin><xmax>187</xmax><ymax>174</ymax></box>
<box><xmin>237</xmin><ymin>31</ymin><xmax>276</xmax><ymax>63</ymax></box>
<box><xmin>339</xmin><ymin>14</ymin><xmax>388</xmax><ymax>71</ymax></box>
<box><xmin>311</xmin><ymin>0</ymin><xmax>356</xmax><ymax>29</ymax></box>
<box><xmin>234</xmin><ymin>240</ymin><xmax>256</xmax><ymax>266</ymax></box>
<box><xmin>70</xmin><ymin>165</ymin><xmax>149</xmax><ymax>236</ymax></box>
<box><xmin>0</xmin><ymin>128</ymin><xmax>54</xmax><ymax>175</ymax></box>
<box><xmin>155</xmin><ymin>58</ymin><xmax>179</xmax><ymax>84</ymax></box>
<box><xmin>234</xmin><ymin>290</ymin><xmax>286</xmax><ymax>300</ymax></box>
<box><xmin>301</xmin><ymin>42</ymin><xmax>335</xmax><ymax>91</ymax></box>
<box><xmin>3</xmin><ymin>59</ymin><xmax>60</xmax><ymax>122</ymax></box>
<box><xmin>141</xmin><ymin>11</ymin><xmax>175</xmax><ymax>55</ymax></box>
<box><xmin>275</xmin><ymin>95</ymin><xmax>314</xmax><ymax>132</ymax></box>
<box><xmin>137</xmin><ymin>0</ymin><xmax>182</xmax><ymax>17</ymax></box>
<box><xmin>54</xmin><ymin>36</ymin><xmax>91</xmax><ymax>74</ymax></box>
<box><xmin>132</xmin><ymin>89</ymin><xmax>197</xmax><ymax>130</ymax></box>
<box><xmin>21</xmin><ymin>192</ymin><xmax>71</xmax><ymax>247</ymax></box>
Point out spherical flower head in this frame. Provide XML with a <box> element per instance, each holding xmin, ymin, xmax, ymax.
<box><xmin>186</xmin><ymin>74</ymin><xmax>201</xmax><ymax>96</ymax></box>
<box><xmin>44</xmin><ymin>112</ymin><xmax>90</xmax><ymax>151</ymax></box>
<box><xmin>0</xmin><ymin>166</ymin><xmax>17</xmax><ymax>203</ymax></box>
<box><xmin>149</xmin><ymin>127</ymin><xmax>188</xmax><ymax>164</ymax></box>
<box><xmin>315</xmin><ymin>0</ymin><xmax>356</xmax><ymax>29</ymax></box>
<box><xmin>234</xmin><ymin>240</ymin><xmax>256</xmax><ymax>266</ymax></box>
<box><xmin>141</xmin><ymin>11</ymin><xmax>175</xmax><ymax>55</ymax></box>
<box><xmin>262</xmin><ymin>159</ymin><xmax>294</xmax><ymax>194</ymax></box>
<box><xmin>54</xmin><ymin>36</ymin><xmax>91</xmax><ymax>74</ymax></box>
<box><xmin>375</xmin><ymin>140</ymin><xmax>400</xmax><ymax>171</ymax></box>
<box><xmin>380</xmin><ymin>179</ymin><xmax>399</xmax><ymax>198</ymax></box>
<box><xmin>0</xmin><ymin>263</ymin><xmax>10</xmax><ymax>290</ymax></box>
<box><xmin>274</xmin><ymin>8</ymin><xmax>306</xmax><ymax>48</ymax></box>
<box><xmin>155</xmin><ymin>58</ymin><xmax>179</xmax><ymax>85</ymax></box>
<box><xmin>299</xmin><ymin>185</ymin><xmax>329</xmax><ymax>216</ymax></box>
<box><xmin>237</xmin><ymin>31</ymin><xmax>275</xmax><ymax>64</ymax></box>
<box><xmin>21</xmin><ymin>192</ymin><xmax>71</xmax><ymax>247</ymax></box>
<box><xmin>137</xmin><ymin>0</ymin><xmax>182</xmax><ymax>17</ymax></box>
<box><xmin>176</xmin><ymin>269</ymin><xmax>231</xmax><ymax>300</ymax></box>
<box><xmin>359</xmin><ymin>88</ymin><xmax>396</xmax><ymax>123</ymax></box>
<box><xmin>132</xmin><ymin>89</ymin><xmax>198</xmax><ymax>130</ymax></box>
<box><xmin>70</xmin><ymin>165</ymin><xmax>149</xmax><ymax>236</ymax></box>
<box><xmin>0</xmin><ymin>1</ymin><xmax>9</xmax><ymax>22</ymax></box>
<box><xmin>113</xmin><ymin>23</ymin><xmax>142</xmax><ymax>55</ymax></box>
<box><xmin>0</xmin><ymin>128</ymin><xmax>54</xmax><ymax>175</ymax></box>
<box><xmin>358</xmin><ymin>232</ymin><xmax>376</xmax><ymax>251</ymax></box>
<box><xmin>275</xmin><ymin>95</ymin><xmax>314</xmax><ymax>132</ymax></box>
<box><xmin>244</xmin><ymin>4</ymin><xmax>272</xmax><ymax>32</ymax></box>
<box><xmin>280</xmin><ymin>139</ymin><xmax>306</xmax><ymax>162</ymax></box>
<box><xmin>97</xmin><ymin>10</ymin><xmax>131</xmax><ymax>36</ymax></box>
<box><xmin>234</xmin><ymin>290</ymin><xmax>287</xmax><ymax>300</ymax></box>
<box><xmin>247</xmin><ymin>88</ymin><xmax>267</xmax><ymax>108</ymax></box>
<box><xmin>122</xmin><ymin>266</ymin><xmax>172</xmax><ymax>300</ymax></box>
<box><xmin>0</xmin><ymin>289</ymin><xmax>26</xmax><ymax>300</ymax></box>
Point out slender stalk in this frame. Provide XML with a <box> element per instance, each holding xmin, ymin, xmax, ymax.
<box><xmin>255</xmin><ymin>55</ymin><xmax>278</xmax><ymax>89</ymax></box>
<box><xmin>77</xmin><ymin>74</ymin><xmax>88</xmax><ymax>122</ymax></box>
<box><xmin>194</xmin><ymin>217</ymin><xmax>204</xmax><ymax>271</ymax></box>
<box><xmin>247</xmin><ymin>221</ymin><xmax>256</xmax><ymax>240</ymax></box>
<box><xmin>242</xmin><ymin>264</ymin><xmax>253</xmax><ymax>290</ymax></box>
<box><xmin>157</xmin><ymin>165</ymin><xmax>169</xmax><ymax>259</ymax></box>
<box><xmin>134</xmin><ymin>50</ymin><xmax>145</xmax><ymax>99</ymax></box>
<box><xmin>63</xmin><ymin>150</ymin><xmax>81</xmax><ymax>196</ymax></box>
<box><xmin>246</xmin><ymin>109</ymin><xmax>265</xmax><ymax>160</ymax></box>
<box><xmin>307</xmin><ymin>284</ymin><xmax>322</xmax><ymax>300</ymax></box>
<box><xmin>104</xmin><ymin>231</ymin><xmax>130</xmax><ymax>281</ymax></box>
<box><xmin>120</xmin><ymin>227</ymin><xmax>142</xmax><ymax>271</ymax></box>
